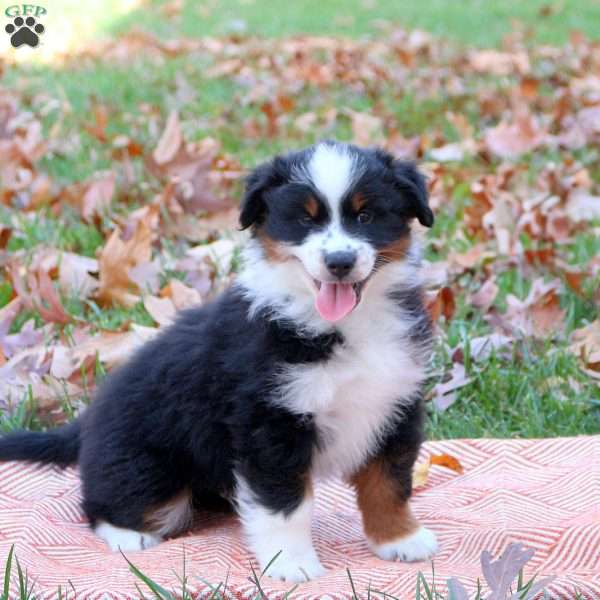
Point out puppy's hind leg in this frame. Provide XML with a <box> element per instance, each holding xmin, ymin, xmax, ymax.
<box><xmin>94</xmin><ymin>522</ymin><xmax>162</xmax><ymax>552</ymax></box>
<box><xmin>80</xmin><ymin>435</ymin><xmax>195</xmax><ymax>553</ymax></box>
<box><xmin>94</xmin><ymin>488</ymin><xmax>193</xmax><ymax>552</ymax></box>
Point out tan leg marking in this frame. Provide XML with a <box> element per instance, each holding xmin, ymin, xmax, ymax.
<box><xmin>351</xmin><ymin>459</ymin><xmax>418</xmax><ymax>544</ymax></box>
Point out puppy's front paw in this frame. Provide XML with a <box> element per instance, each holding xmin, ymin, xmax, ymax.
<box><xmin>262</xmin><ymin>550</ymin><xmax>326</xmax><ymax>582</ymax></box>
<box><xmin>370</xmin><ymin>526</ymin><xmax>438</xmax><ymax>562</ymax></box>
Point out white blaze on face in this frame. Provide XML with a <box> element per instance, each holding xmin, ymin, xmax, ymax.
<box><xmin>306</xmin><ymin>143</ymin><xmax>355</xmax><ymax>214</ymax></box>
<box><xmin>290</xmin><ymin>144</ymin><xmax>376</xmax><ymax>322</ymax></box>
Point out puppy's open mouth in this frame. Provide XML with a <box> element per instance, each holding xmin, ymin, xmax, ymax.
<box><xmin>312</xmin><ymin>277</ymin><xmax>370</xmax><ymax>323</ymax></box>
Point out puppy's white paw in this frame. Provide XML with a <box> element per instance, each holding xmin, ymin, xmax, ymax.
<box><xmin>95</xmin><ymin>522</ymin><xmax>162</xmax><ymax>552</ymax></box>
<box><xmin>371</xmin><ymin>527</ymin><xmax>438</xmax><ymax>562</ymax></box>
<box><xmin>262</xmin><ymin>549</ymin><xmax>326</xmax><ymax>582</ymax></box>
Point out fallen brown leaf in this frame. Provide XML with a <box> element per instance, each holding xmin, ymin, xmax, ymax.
<box><xmin>469</xmin><ymin>49</ymin><xmax>530</xmax><ymax>75</ymax></box>
<box><xmin>82</xmin><ymin>172</ymin><xmax>116</xmax><ymax>221</ymax></box>
<box><xmin>570</xmin><ymin>320</ymin><xmax>600</xmax><ymax>373</ymax></box>
<box><xmin>143</xmin><ymin>295</ymin><xmax>176</xmax><ymax>327</ymax></box>
<box><xmin>470</xmin><ymin>278</ymin><xmax>499</xmax><ymax>311</ymax></box>
<box><xmin>153</xmin><ymin>110</ymin><xmax>183</xmax><ymax>165</ymax></box>
<box><xmin>431</xmin><ymin>362</ymin><xmax>471</xmax><ymax>412</ymax></box>
<box><xmin>412</xmin><ymin>459</ymin><xmax>430</xmax><ymax>489</ymax></box>
<box><xmin>160</xmin><ymin>279</ymin><xmax>202</xmax><ymax>310</ymax></box>
<box><xmin>96</xmin><ymin>219</ymin><xmax>153</xmax><ymax>308</ymax></box>
<box><xmin>505</xmin><ymin>279</ymin><xmax>566</xmax><ymax>338</ymax></box>
<box><xmin>425</xmin><ymin>286</ymin><xmax>456</xmax><ymax>323</ymax></box>
<box><xmin>412</xmin><ymin>452</ymin><xmax>464</xmax><ymax>488</ymax></box>
<box><xmin>348</xmin><ymin>110</ymin><xmax>384</xmax><ymax>146</ymax></box>
<box><xmin>430</xmin><ymin>453</ymin><xmax>464</xmax><ymax>474</ymax></box>
<box><xmin>9</xmin><ymin>263</ymin><xmax>71</xmax><ymax>325</ymax></box>
<box><xmin>485</xmin><ymin>113</ymin><xmax>545</xmax><ymax>159</ymax></box>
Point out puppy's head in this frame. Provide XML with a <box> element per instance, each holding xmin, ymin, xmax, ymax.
<box><xmin>240</xmin><ymin>141</ymin><xmax>433</xmax><ymax>323</ymax></box>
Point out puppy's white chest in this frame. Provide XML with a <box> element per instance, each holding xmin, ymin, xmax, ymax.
<box><xmin>277</xmin><ymin>318</ymin><xmax>424</xmax><ymax>478</ymax></box>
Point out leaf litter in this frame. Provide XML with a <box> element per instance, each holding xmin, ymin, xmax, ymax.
<box><xmin>0</xmin><ymin>17</ymin><xmax>598</xmax><ymax>429</ymax></box>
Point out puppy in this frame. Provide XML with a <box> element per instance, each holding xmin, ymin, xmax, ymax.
<box><xmin>0</xmin><ymin>141</ymin><xmax>437</xmax><ymax>582</ymax></box>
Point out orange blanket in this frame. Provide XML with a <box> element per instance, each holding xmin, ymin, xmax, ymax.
<box><xmin>0</xmin><ymin>437</ymin><xmax>598</xmax><ymax>599</ymax></box>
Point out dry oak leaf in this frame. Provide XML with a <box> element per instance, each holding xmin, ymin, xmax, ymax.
<box><xmin>413</xmin><ymin>453</ymin><xmax>464</xmax><ymax>489</ymax></box>
<box><xmin>96</xmin><ymin>220</ymin><xmax>152</xmax><ymax>308</ymax></box>
<box><xmin>147</xmin><ymin>131</ymin><xmax>230</xmax><ymax>213</ymax></box>
<box><xmin>143</xmin><ymin>295</ymin><xmax>176</xmax><ymax>327</ymax></box>
<box><xmin>430</xmin><ymin>453</ymin><xmax>464</xmax><ymax>474</ymax></box>
<box><xmin>431</xmin><ymin>362</ymin><xmax>471</xmax><ymax>412</ymax></box>
<box><xmin>469</xmin><ymin>49</ymin><xmax>530</xmax><ymax>75</ymax></box>
<box><xmin>470</xmin><ymin>278</ymin><xmax>499</xmax><ymax>312</ymax></box>
<box><xmin>505</xmin><ymin>278</ymin><xmax>565</xmax><ymax>338</ymax></box>
<box><xmin>469</xmin><ymin>333</ymin><xmax>513</xmax><ymax>363</ymax></box>
<box><xmin>82</xmin><ymin>172</ymin><xmax>116</xmax><ymax>221</ymax></box>
<box><xmin>447</xmin><ymin>244</ymin><xmax>490</xmax><ymax>271</ymax></box>
<box><xmin>347</xmin><ymin>110</ymin><xmax>384</xmax><ymax>147</ymax></box>
<box><xmin>153</xmin><ymin>110</ymin><xmax>182</xmax><ymax>165</ymax></box>
<box><xmin>58</xmin><ymin>253</ymin><xmax>99</xmax><ymax>299</ymax></box>
<box><xmin>160</xmin><ymin>279</ymin><xmax>202</xmax><ymax>310</ymax></box>
<box><xmin>428</xmin><ymin>140</ymin><xmax>476</xmax><ymax>163</ymax></box>
<box><xmin>9</xmin><ymin>263</ymin><xmax>71</xmax><ymax>325</ymax></box>
<box><xmin>425</xmin><ymin>286</ymin><xmax>455</xmax><ymax>323</ymax></box>
<box><xmin>485</xmin><ymin>113</ymin><xmax>545</xmax><ymax>159</ymax></box>
<box><xmin>70</xmin><ymin>325</ymin><xmax>159</xmax><ymax>372</ymax></box>
<box><xmin>565</xmin><ymin>189</ymin><xmax>600</xmax><ymax>223</ymax></box>
<box><xmin>570</xmin><ymin>320</ymin><xmax>600</xmax><ymax>373</ymax></box>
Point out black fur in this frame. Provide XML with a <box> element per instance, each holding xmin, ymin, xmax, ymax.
<box><xmin>376</xmin><ymin>393</ymin><xmax>425</xmax><ymax>501</ymax></box>
<box><xmin>80</xmin><ymin>287</ymin><xmax>346</xmax><ymax>527</ymax></box>
<box><xmin>241</xmin><ymin>143</ymin><xmax>432</xmax><ymax>250</ymax></box>
<box><xmin>0</xmin><ymin>421</ymin><xmax>80</xmax><ymax>467</ymax></box>
<box><xmin>388</xmin><ymin>286</ymin><xmax>433</xmax><ymax>351</ymax></box>
<box><xmin>0</xmin><ymin>142</ymin><xmax>433</xmax><ymax>551</ymax></box>
<box><xmin>0</xmin><ymin>288</ymin><xmax>343</xmax><ymax>528</ymax></box>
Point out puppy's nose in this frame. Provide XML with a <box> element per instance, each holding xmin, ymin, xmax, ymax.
<box><xmin>325</xmin><ymin>251</ymin><xmax>357</xmax><ymax>279</ymax></box>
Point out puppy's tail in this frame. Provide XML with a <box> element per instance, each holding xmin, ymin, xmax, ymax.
<box><xmin>0</xmin><ymin>420</ymin><xmax>81</xmax><ymax>467</ymax></box>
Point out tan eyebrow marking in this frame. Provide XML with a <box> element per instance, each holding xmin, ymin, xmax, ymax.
<box><xmin>305</xmin><ymin>195</ymin><xmax>319</xmax><ymax>218</ymax></box>
<box><xmin>351</xmin><ymin>192</ymin><xmax>367</xmax><ymax>212</ymax></box>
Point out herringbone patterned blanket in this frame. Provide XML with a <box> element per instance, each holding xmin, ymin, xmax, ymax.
<box><xmin>0</xmin><ymin>437</ymin><xmax>598</xmax><ymax>599</ymax></box>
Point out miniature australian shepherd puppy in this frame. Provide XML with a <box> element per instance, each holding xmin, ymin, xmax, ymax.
<box><xmin>0</xmin><ymin>141</ymin><xmax>438</xmax><ymax>582</ymax></box>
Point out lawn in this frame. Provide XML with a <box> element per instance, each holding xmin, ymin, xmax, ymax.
<box><xmin>0</xmin><ymin>1</ymin><xmax>599</xmax><ymax>598</ymax></box>
<box><xmin>1</xmin><ymin>1</ymin><xmax>599</xmax><ymax>442</ymax></box>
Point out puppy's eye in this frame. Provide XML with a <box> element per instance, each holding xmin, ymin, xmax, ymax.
<box><xmin>357</xmin><ymin>210</ymin><xmax>373</xmax><ymax>224</ymax></box>
<box><xmin>299</xmin><ymin>214</ymin><xmax>314</xmax><ymax>226</ymax></box>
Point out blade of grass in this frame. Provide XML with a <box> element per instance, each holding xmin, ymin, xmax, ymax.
<box><xmin>2</xmin><ymin>545</ymin><xmax>14</xmax><ymax>600</ymax></box>
<box><xmin>347</xmin><ymin>568</ymin><xmax>360</xmax><ymax>600</ymax></box>
<box><xmin>121</xmin><ymin>551</ymin><xmax>175</xmax><ymax>600</ymax></box>
<box><xmin>248</xmin><ymin>561</ymin><xmax>268</xmax><ymax>600</ymax></box>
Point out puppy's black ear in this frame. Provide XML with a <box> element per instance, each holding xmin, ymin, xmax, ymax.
<box><xmin>239</xmin><ymin>161</ymin><xmax>279</xmax><ymax>230</ymax></box>
<box><xmin>377</xmin><ymin>150</ymin><xmax>434</xmax><ymax>228</ymax></box>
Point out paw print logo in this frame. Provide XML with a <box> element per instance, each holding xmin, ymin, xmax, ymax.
<box><xmin>5</xmin><ymin>16</ymin><xmax>45</xmax><ymax>48</ymax></box>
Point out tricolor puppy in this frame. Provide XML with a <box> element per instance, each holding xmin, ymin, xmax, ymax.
<box><xmin>0</xmin><ymin>141</ymin><xmax>437</xmax><ymax>582</ymax></box>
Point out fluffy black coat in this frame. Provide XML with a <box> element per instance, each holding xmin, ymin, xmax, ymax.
<box><xmin>0</xmin><ymin>284</ymin><xmax>426</xmax><ymax>528</ymax></box>
<box><xmin>0</xmin><ymin>142</ymin><xmax>433</xmax><ymax>565</ymax></box>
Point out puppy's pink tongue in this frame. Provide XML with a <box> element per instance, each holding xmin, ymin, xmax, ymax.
<box><xmin>315</xmin><ymin>282</ymin><xmax>357</xmax><ymax>322</ymax></box>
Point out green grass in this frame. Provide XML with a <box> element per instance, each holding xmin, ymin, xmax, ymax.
<box><xmin>93</xmin><ymin>0</ymin><xmax>600</xmax><ymax>47</ymax></box>
<box><xmin>0</xmin><ymin>544</ymin><xmax>564</xmax><ymax>600</ymax></box>
<box><xmin>1</xmin><ymin>1</ymin><xmax>599</xmax><ymax>441</ymax></box>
